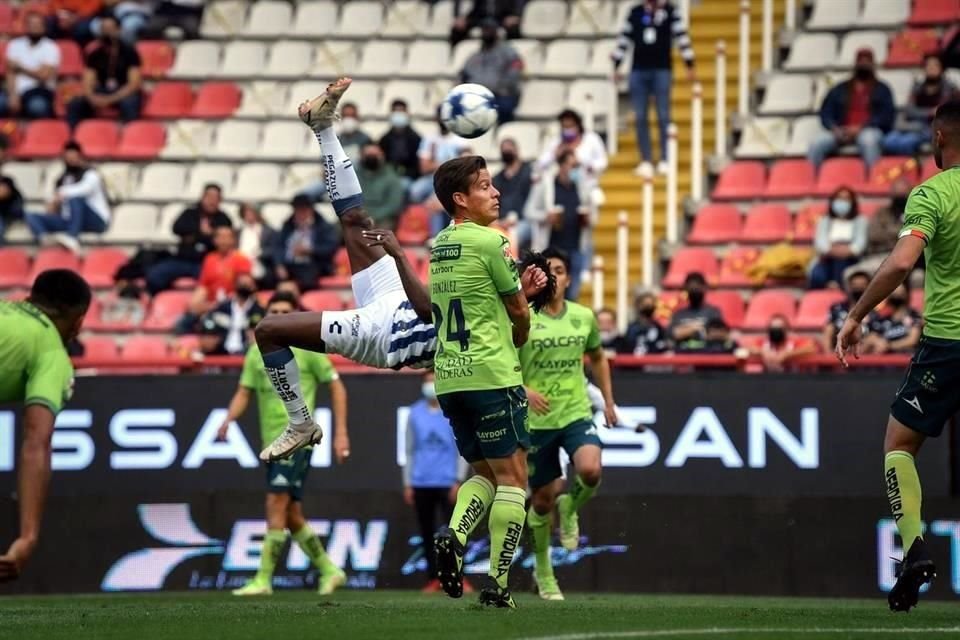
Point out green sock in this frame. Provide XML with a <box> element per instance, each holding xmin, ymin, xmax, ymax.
<box><xmin>527</xmin><ymin>506</ymin><xmax>553</xmax><ymax>578</ymax></box>
<box><xmin>568</xmin><ymin>474</ymin><xmax>600</xmax><ymax>512</ymax></box>
<box><xmin>488</xmin><ymin>485</ymin><xmax>527</xmax><ymax>589</ymax></box>
<box><xmin>255</xmin><ymin>529</ymin><xmax>287</xmax><ymax>584</ymax></box>
<box><xmin>448</xmin><ymin>475</ymin><xmax>496</xmax><ymax>546</ymax></box>
<box><xmin>292</xmin><ymin>524</ymin><xmax>339</xmax><ymax>574</ymax></box>
<box><xmin>885</xmin><ymin>451</ymin><xmax>923</xmax><ymax>548</ymax></box>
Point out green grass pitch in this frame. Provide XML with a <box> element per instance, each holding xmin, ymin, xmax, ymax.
<box><xmin>2</xmin><ymin>591</ymin><xmax>959</xmax><ymax>640</ymax></box>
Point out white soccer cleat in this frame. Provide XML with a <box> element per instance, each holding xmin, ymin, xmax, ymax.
<box><xmin>259</xmin><ymin>422</ymin><xmax>323</xmax><ymax>462</ymax></box>
<box><xmin>533</xmin><ymin>572</ymin><xmax>565</xmax><ymax>601</ymax></box>
<box><xmin>317</xmin><ymin>568</ymin><xmax>347</xmax><ymax>596</ymax></box>
<box><xmin>298</xmin><ymin>76</ymin><xmax>352</xmax><ymax>131</ymax></box>
<box><xmin>232</xmin><ymin>580</ymin><xmax>273</xmax><ymax>596</ymax></box>
<box><xmin>556</xmin><ymin>494</ymin><xmax>580</xmax><ymax>552</ymax></box>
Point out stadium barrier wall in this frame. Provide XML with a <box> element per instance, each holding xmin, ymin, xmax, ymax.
<box><xmin>1</xmin><ymin>373</ymin><xmax>956</xmax><ymax>597</ymax></box>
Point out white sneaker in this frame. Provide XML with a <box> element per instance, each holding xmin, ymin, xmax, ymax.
<box><xmin>259</xmin><ymin>422</ymin><xmax>323</xmax><ymax>461</ymax></box>
<box><xmin>232</xmin><ymin>580</ymin><xmax>273</xmax><ymax>596</ymax></box>
<box><xmin>656</xmin><ymin>160</ymin><xmax>669</xmax><ymax>175</ymax></box>
<box><xmin>298</xmin><ymin>76</ymin><xmax>352</xmax><ymax>131</ymax></box>
<box><xmin>52</xmin><ymin>233</ymin><xmax>80</xmax><ymax>253</ymax></box>
<box><xmin>634</xmin><ymin>162</ymin><xmax>654</xmax><ymax>178</ymax></box>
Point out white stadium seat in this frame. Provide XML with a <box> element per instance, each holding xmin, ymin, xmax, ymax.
<box><xmin>566</xmin><ymin>0</ymin><xmax>615</xmax><ymax>37</ymax></box>
<box><xmin>219</xmin><ymin>42</ymin><xmax>267</xmax><ymax>79</ymax></box>
<box><xmin>98</xmin><ymin>163</ymin><xmax>137</xmax><ymax>201</ymax></box>
<box><xmin>169</xmin><ymin>41</ymin><xmax>221</xmax><ymax>78</ymax></box>
<box><xmin>2</xmin><ymin>162</ymin><xmax>44</xmax><ymax>199</ymax></box>
<box><xmin>510</xmin><ymin>39</ymin><xmax>545</xmax><ymax>76</ymax></box>
<box><xmin>209</xmin><ymin>121</ymin><xmax>261</xmax><ymax>161</ymax></box>
<box><xmin>522</xmin><ymin>0</ymin><xmax>569</xmax><ymax>38</ymax></box>
<box><xmin>837</xmin><ymin>31</ymin><xmax>889</xmax><ymax>69</ymax></box>
<box><xmin>381</xmin><ymin>80</ymin><xmax>431</xmax><ymax>118</ymax></box>
<box><xmin>784</xmin><ymin>33</ymin><xmax>838</xmax><ymax>72</ymax></box>
<box><xmin>362</xmin><ymin>120</ymin><xmax>390</xmax><ymax>142</ymax></box>
<box><xmin>233</xmin><ymin>163</ymin><xmax>283</xmax><ymax>202</ymax></box>
<box><xmin>860</xmin><ymin>0</ymin><xmax>910</xmax><ymax>27</ymax></box>
<box><xmin>236</xmin><ymin>82</ymin><xmax>288</xmax><ymax>117</ymax></box>
<box><xmin>137</xmin><ymin>163</ymin><xmax>188</xmax><ymax>202</ymax></box>
<box><xmin>569</xmin><ymin>80</ymin><xmax>617</xmax><ymax>122</ymax></box>
<box><xmin>259</xmin><ymin>122</ymin><xmax>314</xmax><ymax>161</ymax></box>
<box><xmin>785</xmin><ymin>115</ymin><xmax>827</xmax><ymax>156</ymax></box>
<box><xmin>291</xmin><ymin>1</ymin><xmax>339</xmax><ymax>37</ymax></box>
<box><xmin>812</xmin><ymin>72</ymin><xmax>847</xmax><ymax>108</ymax></box>
<box><xmin>337</xmin><ymin>1</ymin><xmax>384</xmax><ymax>38</ymax></box>
<box><xmin>543</xmin><ymin>40</ymin><xmax>591</xmax><ymax>77</ymax></box>
<box><xmin>451</xmin><ymin>41</ymin><xmax>481</xmax><ymax>72</ymax></box>
<box><xmin>356</xmin><ymin>41</ymin><xmax>407</xmax><ymax>78</ymax></box>
<box><xmin>186</xmin><ymin>163</ymin><xmax>236</xmax><ymax>199</ymax></box>
<box><xmin>383</xmin><ymin>1</ymin><xmax>431</xmax><ymax>37</ymax></box>
<box><xmin>758</xmin><ymin>74</ymin><xmax>814</xmax><ymax>115</ymax></box>
<box><xmin>423</xmin><ymin>1</ymin><xmax>454</xmax><ymax>38</ymax></box>
<box><xmin>588</xmin><ymin>39</ymin><xmax>619</xmax><ymax>76</ymax></box>
<box><xmin>734</xmin><ymin>117</ymin><xmax>790</xmax><ymax>158</ymax></box>
<box><xmin>463</xmin><ymin>130</ymin><xmax>498</xmax><ymax>161</ymax></box>
<box><xmin>878</xmin><ymin>70</ymin><xmax>917</xmax><ymax>109</ymax></box>
<box><xmin>401</xmin><ymin>41</ymin><xmax>452</xmax><ymax>78</ymax></box>
<box><xmin>106</xmin><ymin>204</ymin><xmax>160</xmax><ymax>243</ymax></box>
<box><xmin>266</xmin><ymin>42</ymin><xmax>315</xmax><ymax>79</ymax></box>
<box><xmin>280</xmin><ymin>163</ymin><xmax>325</xmax><ymax>201</ymax></box>
<box><xmin>517</xmin><ymin>81</ymin><xmax>567</xmax><ymax>118</ymax></box>
<box><xmin>243</xmin><ymin>0</ymin><xmax>292</xmax><ymax>37</ymax></box>
<box><xmin>260</xmin><ymin>202</ymin><xmax>293</xmax><ymax>230</ymax></box>
<box><xmin>285</xmin><ymin>81</ymin><xmax>332</xmax><ymax>115</ymax></box>
<box><xmin>806</xmin><ymin>0</ymin><xmax>861</xmax><ymax>30</ymax></box>
<box><xmin>161</xmin><ymin>121</ymin><xmax>214</xmax><ymax>160</ymax></box>
<box><xmin>156</xmin><ymin>203</ymin><xmax>187</xmax><ymax>242</ymax></box>
<box><xmin>200</xmin><ymin>1</ymin><xmax>248</xmax><ymax>38</ymax></box>
<box><xmin>313</xmin><ymin>42</ymin><xmax>362</xmax><ymax>81</ymax></box>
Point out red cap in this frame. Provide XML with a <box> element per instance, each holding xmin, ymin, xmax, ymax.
<box><xmin>855</xmin><ymin>47</ymin><xmax>875</xmax><ymax>62</ymax></box>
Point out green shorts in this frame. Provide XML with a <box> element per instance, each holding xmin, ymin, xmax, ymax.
<box><xmin>266</xmin><ymin>448</ymin><xmax>311</xmax><ymax>501</ymax></box>
<box><xmin>438</xmin><ymin>386</ymin><xmax>530</xmax><ymax>464</ymax></box>
<box><xmin>528</xmin><ymin>419</ymin><xmax>602</xmax><ymax>489</ymax></box>
<box><xmin>890</xmin><ymin>336</ymin><xmax>960</xmax><ymax>438</ymax></box>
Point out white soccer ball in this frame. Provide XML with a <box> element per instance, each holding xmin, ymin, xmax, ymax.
<box><xmin>440</xmin><ymin>83</ymin><xmax>499</xmax><ymax>139</ymax></box>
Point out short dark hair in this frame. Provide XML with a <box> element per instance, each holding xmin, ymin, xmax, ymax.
<box><xmin>63</xmin><ymin>140</ymin><xmax>83</xmax><ymax>155</ymax></box>
<box><xmin>557</xmin><ymin>149</ymin><xmax>576</xmax><ymax>166</ymax></box>
<box><xmin>847</xmin><ymin>270</ymin><xmax>871</xmax><ymax>284</ymax></box>
<box><xmin>597</xmin><ymin>307</ymin><xmax>616</xmax><ymax>318</ymax></box>
<box><xmin>390</xmin><ymin>99</ymin><xmax>408</xmax><ymax>111</ymax></box>
<box><xmin>923</xmin><ymin>53</ymin><xmax>944</xmax><ymax>67</ymax></box>
<box><xmin>433</xmin><ymin>155</ymin><xmax>487</xmax><ymax>217</ymax></box>
<box><xmin>267</xmin><ymin>291</ymin><xmax>299</xmax><ymax>310</ymax></box>
<box><xmin>29</xmin><ymin>269</ymin><xmax>91</xmax><ymax>317</ymax></box>
<box><xmin>203</xmin><ymin>182</ymin><xmax>222</xmax><ymax>195</ymax></box>
<box><xmin>558</xmin><ymin>109</ymin><xmax>584</xmax><ymax>133</ymax></box>
<box><xmin>341</xmin><ymin>102</ymin><xmax>358</xmax><ymax>114</ymax></box>
<box><xmin>934</xmin><ymin>100</ymin><xmax>960</xmax><ymax>130</ymax></box>
<box><xmin>684</xmin><ymin>272</ymin><xmax>707</xmax><ymax>287</ymax></box>
<box><xmin>100</xmin><ymin>13</ymin><xmax>120</xmax><ymax>27</ymax></box>
<box><xmin>291</xmin><ymin>193</ymin><xmax>314</xmax><ymax>209</ymax></box>
<box><xmin>542</xmin><ymin>246</ymin><xmax>571</xmax><ymax>272</ymax></box>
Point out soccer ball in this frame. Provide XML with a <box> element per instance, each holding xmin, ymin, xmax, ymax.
<box><xmin>440</xmin><ymin>83</ymin><xmax>499</xmax><ymax>139</ymax></box>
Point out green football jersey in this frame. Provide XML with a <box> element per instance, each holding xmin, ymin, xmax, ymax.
<box><xmin>239</xmin><ymin>344</ymin><xmax>338</xmax><ymax>445</ymax></box>
<box><xmin>0</xmin><ymin>301</ymin><xmax>74</xmax><ymax>414</ymax></box>
<box><xmin>430</xmin><ymin>221</ymin><xmax>523</xmax><ymax>395</ymax></box>
<box><xmin>519</xmin><ymin>301</ymin><xmax>601</xmax><ymax>430</ymax></box>
<box><xmin>899</xmin><ymin>165</ymin><xmax>960</xmax><ymax>340</ymax></box>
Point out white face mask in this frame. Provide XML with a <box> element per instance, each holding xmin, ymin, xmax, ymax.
<box><xmin>340</xmin><ymin>117</ymin><xmax>359</xmax><ymax>134</ymax></box>
<box><xmin>390</xmin><ymin>112</ymin><xmax>410</xmax><ymax>128</ymax></box>
<box><xmin>831</xmin><ymin>199</ymin><xmax>853</xmax><ymax>218</ymax></box>
<box><xmin>422</xmin><ymin>382</ymin><xmax>437</xmax><ymax>400</ymax></box>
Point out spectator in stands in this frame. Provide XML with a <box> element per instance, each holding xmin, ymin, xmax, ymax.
<box><xmin>91</xmin><ymin>0</ymin><xmax>151</xmax><ymax>44</ymax></box>
<box><xmin>450</xmin><ymin>0</ymin><xmax>523</xmax><ymax>46</ymax></box>
<box><xmin>274</xmin><ymin>195</ymin><xmax>339</xmax><ymax>292</ymax></box>
<box><xmin>821</xmin><ymin>270</ymin><xmax>870</xmax><ymax>352</ymax></box>
<box><xmin>379</xmin><ymin>99</ymin><xmax>423</xmax><ymax>183</ymax></box>
<box><xmin>177</xmin><ymin>225</ymin><xmax>252</xmax><ymax>335</ymax></box>
<box><xmin>145</xmin><ymin>0</ymin><xmax>203</xmax><ymax>40</ymax></box>
<box><xmin>753</xmin><ymin>314</ymin><xmax>815</xmax><ymax>373</ymax></box>
<box><xmin>538</xmin><ymin>109</ymin><xmax>609</xmax><ymax>197</ymax></box>
<box><xmin>412</xmin><ymin>109</ymin><xmax>470</xmax><ymax>236</ymax></box>
<box><xmin>807</xmin><ymin>48</ymin><xmax>895</xmax><ymax>169</ymax></box>
<box><xmin>459</xmin><ymin>18</ymin><xmax>524</xmax><ymax>124</ymax></box>
<box><xmin>863</xmin><ymin>284</ymin><xmax>921</xmax><ymax>355</ymax></box>
<box><xmin>67</xmin><ymin>14</ymin><xmax>143</xmax><ymax>129</ymax></box>
<box><xmin>883</xmin><ymin>54</ymin><xmax>959</xmax><ymax>156</ymax></box>
<box><xmin>493</xmin><ymin>137</ymin><xmax>533</xmax><ymax>248</ymax></box>
<box><xmin>47</xmin><ymin>0</ymin><xmax>100</xmax><ymax>41</ymax></box>
<box><xmin>0</xmin><ymin>176</ymin><xmax>24</xmax><ymax>244</ymax></box>
<box><xmin>26</xmin><ymin>141</ymin><xmax>111</xmax><ymax>253</ymax></box>
<box><xmin>612</xmin><ymin>0</ymin><xmax>695</xmax><ymax>178</ymax></box>
<box><xmin>668</xmin><ymin>272</ymin><xmax>722</xmax><ymax>350</ymax></box>
<box><xmin>356</xmin><ymin>144</ymin><xmax>406</xmax><ymax>230</ymax></box>
<box><xmin>676</xmin><ymin>317</ymin><xmax>736</xmax><ymax>354</ymax></box>
<box><xmin>336</xmin><ymin>102</ymin><xmax>374</xmax><ymax>165</ymax></box>
<box><xmin>809</xmin><ymin>187</ymin><xmax>868</xmax><ymax>290</ymax></box>
<box><xmin>145</xmin><ymin>183</ymin><xmax>232</xmax><ymax>294</ymax></box>
<box><xmin>525</xmin><ymin>150</ymin><xmax>592</xmax><ymax>299</ymax></box>
<box><xmin>101</xmin><ymin>278</ymin><xmax>146</xmax><ymax>327</ymax></box>
<box><xmin>0</xmin><ymin>12</ymin><xmax>60</xmax><ymax>120</ymax></box>
<box><xmin>198</xmin><ymin>272</ymin><xmax>266</xmax><ymax>355</ymax></box>
<box><xmin>275</xmin><ymin>279</ymin><xmax>302</xmax><ymax>305</ymax></box>
<box><xmin>623</xmin><ymin>290</ymin><xmax>669</xmax><ymax>355</ymax></box>
<box><xmin>846</xmin><ymin>177</ymin><xmax>912</xmax><ymax>279</ymax></box>
<box><xmin>595</xmin><ymin>308</ymin><xmax>625</xmax><ymax>356</ymax></box>
<box><xmin>237</xmin><ymin>203</ymin><xmax>277</xmax><ymax>289</ymax></box>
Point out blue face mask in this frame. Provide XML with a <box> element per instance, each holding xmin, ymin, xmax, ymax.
<box><xmin>831</xmin><ymin>199</ymin><xmax>853</xmax><ymax>218</ymax></box>
<box><xmin>568</xmin><ymin>168</ymin><xmax>582</xmax><ymax>183</ymax></box>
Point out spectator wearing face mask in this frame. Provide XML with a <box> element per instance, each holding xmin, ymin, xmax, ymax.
<box><xmin>459</xmin><ymin>18</ymin><xmax>524</xmax><ymax>124</ymax></box>
<box><xmin>595</xmin><ymin>307</ymin><xmax>625</xmax><ymax>356</ymax></box>
<box><xmin>409</xmin><ymin>107</ymin><xmax>470</xmax><ymax>206</ymax></box>
<box><xmin>176</xmin><ymin>225</ymin><xmax>252</xmax><ymax>334</ymax></box>
<box><xmin>622</xmin><ymin>291</ymin><xmax>668</xmax><ymax>355</ymax></box>
<box><xmin>493</xmin><ymin>137</ymin><xmax>533</xmax><ymax>249</ymax></box>
<box><xmin>198</xmin><ymin>272</ymin><xmax>266</xmax><ymax>355</ymax></box>
<box><xmin>537</xmin><ymin>109</ymin><xmax>609</xmax><ymax>198</ymax></box>
<box><xmin>822</xmin><ymin>270</ymin><xmax>870</xmax><ymax>352</ymax></box>
<box><xmin>355</xmin><ymin>144</ymin><xmax>406</xmax><ymax>230</ymax></box>
<box><xmin>810</xmin><ymin>186</ymin><xmax>868</xmax><ymax>290</ymax></box>
<box><xmin>379</xmin><ymin>99</ymin><xmax>422</xmax><ymax>182</ymax></box>
<box><xmin>754</xmin><ymin>314</ymin><xmax>816</xmax><ymax>373</ymax></box>
<box><xmin>846</xmin><ymin>178</ymin><xmax>915</xmax><ymax>280</ymax></box>
<box><xmin>863</xmin><ymin>283</ymin><xmax>922</xmax><ymax>355</ymax></box>
<box><xmin>676</xmin><ymin>317</ymin><xmax>737</xmax><ymax>354</ymax></box>
<box><xmin>667</xmin><ymin>272</ymin><xmax>722</xmax><ymax>350</ymax></box>
<box><xmin>883</xmin><ymin>55</ymin><xmax>959</xmax><ymax>156</ymax></box>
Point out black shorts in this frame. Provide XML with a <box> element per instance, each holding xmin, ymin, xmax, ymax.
<box><xmin>890</xmin><ymin>336</ymin><xmax>960</xmax><ymax>438</ymax></box>
<box><xmin>438</xmin><ymin>386</ymin><xmax>530</xmax><ymax>463</ymax></box>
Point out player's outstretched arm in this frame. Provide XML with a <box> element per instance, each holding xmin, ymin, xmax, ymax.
<box><xmin>329</xmin><ymin>378</ymin><xmax>350</xmax><ymax>464</ymax></box>
<box><xmin>0</xmin><ymin>405</ymin><xmax>55</xmax><ymax>581</ymax></box>
<box><xmin>217</xmin><ymin>385</ymin><xmax>251</xmax><ymax>440</ymax></box>
<box><xmin>362</xmin><ymin>229</ymin><xmax>433</xmax><ymax>322</ymax></box>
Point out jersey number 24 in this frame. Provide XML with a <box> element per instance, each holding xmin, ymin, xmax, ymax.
<box><xmin>432</xmin><ymin>298</ymin><xmax>472</xmax><ymax>351</ymax></box>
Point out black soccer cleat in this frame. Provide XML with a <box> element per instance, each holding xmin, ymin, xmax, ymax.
<box><xmin>888</xmin><ymin>537</ymin><xmax>936</xmax><ymax>613</ymax></box>
<box><xmin>434</xmin><ymin>527</ymin><xmax>465</xmax><ymax>599</ymax></box>
<box><xmin>478</xmin><ymin>576</ymin><xmax>517</xmax><ymax>609</ymax></box>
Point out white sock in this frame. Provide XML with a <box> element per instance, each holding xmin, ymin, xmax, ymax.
<box><xmin>262</xmin><ymin>347</ymin><xmax>312</xmax><ymax>428</ymax></box>
<box><xmin>315</xmin><ymin>127</ymin><xmax>363</xmax><ymax>216</ymax></box>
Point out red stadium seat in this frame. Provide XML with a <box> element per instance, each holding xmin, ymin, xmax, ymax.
<box><xmin>171</xmin><ymin>334</ymin><xmax>200</xmax><ymax>357</ymax></box>
<box><xmin>114</xmin><ymin>121</ymin><xmax>166</xmax><ymax>160</ymax></box>
<box><xmin>143</xmin><ymin>82</ymin><xmax>194</xmax><ymax>118</ymax></box>
<box><xmin>687</xmin><ymin>204</ymin><xmax>742</xmax><ymax>244</ymax></box>
<box><xmin>302</xmin><ymin>290</ymin><xmax>345</xmax><ymax>312</ymax></box>
<box><xmin>742</xmin><ymin>290</ymin><xmax>797</xmax><ymax>331</ymax></box>
<box><xmin>764</xmin><ymin>159</ymin><xmax>815</xmax><ymax>199</ymax></box>
<box><xmin>712</xmin><ymin>161</ymin><xmax>766</xmax><ymax>200</ymax></box>
<box><xmin>136</xmin><ymin>40</ymin><xmax>175</xmax><ymax>78</ymax></box>
<box><xmin>81</xmin><ymin>248</ymin><xmax>128</xmax><ymax>288</ymax></box>
<box><xmin>0</xmin><ymin>119</ymin><xmax>21</xmax><ymax>150</ymax></box>
<box><xmin>794</xmin><ymin>290</ymin><xmax>847</xmax><ymax>330</ymax></box>
<box><xmin>17</xmin><ymin>119</ymin><xmax>70</xmax><ymax>158</ymax></box>
<box><xmin>396</xmin><ymin>205</ymin><xmax>431</xmax><ymax>246</ymax></box>
<box><xmin>740</xmin><ymin>204</ymin><xmax>792</xmax><ymax>244</ymax></box>
<box><xmin>0</xmin><ymin>4</ymin><xmax>13</xmax><ymax>35</ymax></box>
<box><xmin>81</xmin><ymin>335</ymin><xmax>120</xmax><ymax>360</ymax></box>
<box><xmin>143</xmin><ymin>290</ymin><xmax>192</xmax><ymax>331</ymax></box>
<box><xmin>793</xmin><ymin>203</ymin><xmax>824</xmax><ymax>243</ymax></box>
<box><xmin>122</xmin><ymin>335</ymin><xmax>169</xmax><ymax>360</ymax></box>
<box><xmin>662</xmin><ymin>247</ymin><xmax>719</xmax><ymax>288</ymax></box>
<box><xmin>57</xmin><ymin>40</ymin><xmax>83</xmax><ymax>76</ymax></box>
<box><xmin>190</xmin><ymin>82</ymin><xmax>242</xmax><ymax>118</ymax></box>
<box><xmin>886</xmin><ymin>29</ymin><xmax>940</xmax><ymax>67</ymax></box>
<box><xmin>921</xmin><ymin>156</ymin><xmax>939</xmax><ymax>182</ymax></box>
<box><xmin>655</xmin><ymin>290</ymin><xmax>685</xmax><ymax>325</ymax></box>
<box><xmin>318</xmin><ymin>247</ymin><xmax>352</xmax><ymax>288</ymax></box>
<box><xmin>0</xmin><ymin>248</ymin><xmax>31</xmax><ymax>288</ymax></box>
<box><xmin>74</xmin><ymin>119</ymin><xmax>120</xmax><ymax>159</ymax></box>
<box><xmin>28</xmin><ymin>248</ymin><xmax>80</xmax><ymax>284</ymax></box>
<box><xmin>815</xmin><ymin>157</ymin><xmax>867</xmax><ymax>196</ymax></box>
<box><xmin>909</xmin><ymin>0</ymin><xmax>960</xmax><ymax>26</ymax></box>
<box><xmin>705</xmin><ymin>290</ymin><xmax>745</xmax><ymax>329</ymax></box>
<box><xmin>861</xmin><ymin>157</ymin><xmax>919</xmax><ymax>196</ymax></box>
<box><xmin>53</xmin><ymin>79</ymin><xmax>84</xmax><ymax>118</ymax></box>
<box><xmin>718</xmin><ymin>246</ymin><xmax>763</xmax><ymax>287</ymax></box>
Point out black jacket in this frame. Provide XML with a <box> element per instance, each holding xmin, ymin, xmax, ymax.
<box><xmin>274</xmin><ymin>211</ymin><xmax>339</xmax><ymax>276</ymax></box>
<box><xmin>172</xmin><ymin>205</ymin><xmax>233</xmax><ymax>263</ymax></box>
<box><xmin>379</xmin><ymin>127</ymin><xmax>423</xmax><ymax>179</ymax></box>
<box><xmin>0</xmin><ymin>176</ymin><xmax>24</xmax><ymax>222</ymax></box>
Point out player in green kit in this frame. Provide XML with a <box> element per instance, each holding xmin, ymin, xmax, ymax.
<box><xmin>519</xmin><ymin>248</ymin><xmax>618</xmax><ymax>600</ymax></box>
<box><xmin>216</xmin><ymin>292</ymin><xmax>350</xmax><ymax>596</ymax></box>
<box><xmin>0</xmin><ymin>269</ymin><xmax>91</xmax><ymax>582</ymax></box>
<box><xmin>836</xmin><ymin>101</ymin><xmax>960</xmax><ymax>612</ymax></box>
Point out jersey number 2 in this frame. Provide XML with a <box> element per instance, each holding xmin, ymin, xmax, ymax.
<box><xmin>432</xmin><ymin>298</ymin><xmax>471</xmax><ymax>351</ymax></box>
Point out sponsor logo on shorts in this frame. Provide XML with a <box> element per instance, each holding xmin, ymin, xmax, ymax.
<box><xmin>495</xmin><ymin>521</ymin><xmax>523</xmax><ymax>579</ymax></box>
<box><xmin>479</xmin><ymin>428</ymin><xmax>508</xmax><ymax>441</ymax></box>
<box><xmin>350</xmin><ymin>314</ymin><xmax>360</xmax><ymax>337</ymax></box>
<box><xmin>481</xmin><ymin>410</ymin><xmax>506</xmax><ymax>422</ymax></box>
<box><xmin>920</xmin><ymin>370</ymin><xmax>937</xmax><ymax>393</ymax></box>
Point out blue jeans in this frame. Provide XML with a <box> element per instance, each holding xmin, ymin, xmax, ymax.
<box><xmin>809</xmin><ymin>256</ymin><xmax>858</xmax><ymax>290</ymax></box>
<box><xmin>409</xmin><ymin>175</ymin><xmax>436</xmax><ymax>204</ymax></box>
<box><xmin>629</xmin><ymin>69</ymin><xmax>672</xmax><ymax>163</ymax></box>
<box><xmin>145</xmin><ymin>258</ymin><xmax>200</xmax><ymax>294</ymax></box>
<box><xmin>91</xmin><ymin>11</ymin><xmax>149</xmax><ymax>44</ymax></box>
<box><xmin>882</xmin><ymin>129</ymin><xmax>929</xmax><ymax>156</ymax></box>
<box><xmin>559</xmin><ymin>248</ymin><xmax>585</xmax><ymax>301</ymax></box>
<box><xmin>496</xmin><ymin>94</ymin><xmax>519</xmax><ymax>124</ymax></box>
<box><xmin>0</xmin><ymin>87</ymin><xmax>55</xmax><ymax>119</ymax></box>
<box><xmin>67</xmin><ymin>89</ymin><xmax>142</xmax><ymax>128</ymax></box>
<box><xmin>26</xmin><ymin>199</ymin><xmax>107</xmax><ymax>240</ymax></box>
<box><xmin>807</xmin><ymin>127</ymin><xmax>883</xmax><ymax>168</ymax></box>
